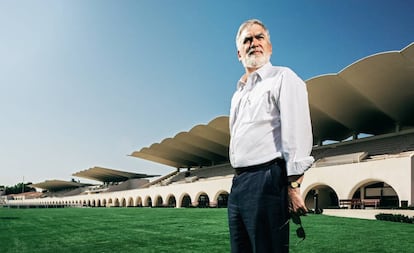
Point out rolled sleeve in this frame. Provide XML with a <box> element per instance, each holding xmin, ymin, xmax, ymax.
<box><xmin>286</xmin><ymin>156</ymin><xmax>315</xmax><ymax>176</ymax></box>
<box><xmin>278</xmin><ymin>68</ymin><xmax>314</xmax><ymax>176</ymax></box>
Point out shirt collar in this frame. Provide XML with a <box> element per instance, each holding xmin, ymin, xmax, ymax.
<box><xmin>255</xmin><ymin>62</ymin><xmax>272</xmax><ymax>80</ymax></box>
<box><xmin>237</xmin><ymin>62</ymin><xmax>272</xmax><ymax>90</ymax></box>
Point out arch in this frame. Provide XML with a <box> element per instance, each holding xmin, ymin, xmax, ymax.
<box><xmin>136</xmin><ymin>196</ymin><xmax>143</xmax><ymax>207</ymax></box>
<box><xmin>114</xmin><ymin>198</ymin><xmax>120</xmax><ymax>207</ymax></box>
<box><xmin>121</xmin><ymin>198</ymin><xmax>126</xmax><ymax>207</ymax></box>
<box><xmin>350</xmin><ymin>179</ymin><xmax>399</xmax><ymax>208</ymax></box>
<box><xmin>166</xmin><ymin>194</ymin><xmax>177</xmax><ymax>208</ymax></box>
<box><xmin>127</xmin><ymin>197</ymin><xmax>134</xmax><ymax>207</ymax></box>
<box><xmin>180</xmin><ymin>193</ymin><xmax>192</xmax><ymax>208</ymax></box>
<box><xmin>107</xmin><ymin>198</ymin><xmax>113</xmax><ymax>207</ymax></box>
<box><xmin>91</xmin><ymin>199</ymin><xmax>96</xmax><ymax>207</ymax></box>
<box><xmin>155</xmin><ymin>195</ymin><xmax>163</xmax><ymax>207</ymax></box>
<box><xmin>102</xmin><ymin>199</ymin><xmax>107</xmax><ymax>207</ymax></box>
<box><xmin>348</xmin><ymin>178</ymin><xmax>383</xmax><ymax>199</ymax></box>
<box><xmin>304</xmin><ymin>184</ymin><xmax>339</xmax><ymax>210</ymax></box>
<box><xmin>144</xmin><ymin>196</ymin><xmax>152</xmax><ymax>207</ymax></box>
<box><xmin>215</xmin><ymin>191</ymin><xmax>229</xmax><ymax>208</ymax></box>
<box><xmin>196</xmin><ymin>192</ymin><xmax>210</xmax><ymax>208</ymax></box>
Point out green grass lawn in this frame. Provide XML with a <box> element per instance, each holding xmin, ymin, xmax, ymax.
<box><xmin>0</xmin><ymin>207</ymin><xmax>413</xmax><ymax>253</ymax></box>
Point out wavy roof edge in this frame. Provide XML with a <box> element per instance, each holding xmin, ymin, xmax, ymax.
<box><xmin>307</xmin><ymin>42</ymin><xmax>414</xmax><ymax>142</ymax></box>
<box><xmin>307</xmin><ymin>42</ymin><xmax>414</xmax><ymax>82</ymax></box>
<box><xmin>72</xmin><ymin>166</ymin><xmax>159</xmax><ymax>183</ymax></box>
<box><xmin>130</xmin><ymin>42</ymin><xmax>414</xmax><ymax>169</ymax></box>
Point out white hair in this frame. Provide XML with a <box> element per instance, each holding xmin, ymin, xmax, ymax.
<box><xmin>235</xmin><ymin>19</ymin><xmax>271</xmax><ymax>50</ymax></box>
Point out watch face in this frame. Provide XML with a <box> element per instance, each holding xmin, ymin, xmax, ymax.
<box><xmin>291</xmin><ymin>182</ymin><xmax>300</xmax><ymax>188</ymax></box>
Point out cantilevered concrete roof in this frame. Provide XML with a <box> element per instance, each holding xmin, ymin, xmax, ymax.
<box><xmin>72</xmin><ymin>166</ymin><xmax>159</xmax><ymax>183</ymax></box>
<box><xmin>130</xmin><ymin>43</ymin><xmax>414</xmax><ymax>169</ymax></box>
<box><xmin>130</xmin><ymin>116</ymin><xmax>230</xmax><ymax>168</ymax></box>
<box><xmin>30</xmin><ymin>180</ymin><xmax>92</xmax><ymax>192</ymax></box>
<box><xmin>309</xmin><ymin>42</ymin><xmax>414</xmax><ymax>143</ymax></box>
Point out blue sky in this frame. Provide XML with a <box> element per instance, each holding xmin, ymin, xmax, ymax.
<box><xmin>1</xmin><ymin>0</ymin><xmax>413</xmax><ymax>186</ymax></box>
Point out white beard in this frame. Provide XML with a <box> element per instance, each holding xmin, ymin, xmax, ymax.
<box><xmin>241</xmin><ymin>53</ymin><xmax>270</xmax><ymax>69</ymax></box>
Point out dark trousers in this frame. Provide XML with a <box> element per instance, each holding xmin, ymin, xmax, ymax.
<box><xmin>228</xmin><ymin>159</ymin><xmax>289</xmax><ymax>253</ymax></box>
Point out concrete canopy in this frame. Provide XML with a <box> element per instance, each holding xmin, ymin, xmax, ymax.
<box><xmin>130</xmin><ymin>43</ymin><xmax>414</xmax><ymax>169</ymax></box>
<box><xmin>30</xmin><ymin>180</ymin><xmax>92</xmax><ymax>192</ymax></box>
<box><xmin>72</xmin><ymin>167</ymin><xmax>159</xmax><ymax>183</ymax></box>
<box><xmin>309</xmin><ymin>42</ymin><xmax>414</xmax><ymax>142</ymax></box>
<box><xmin>130</xmin><ymin>116</ymin><xmax>230</xmax><ymax>169</ymax></box>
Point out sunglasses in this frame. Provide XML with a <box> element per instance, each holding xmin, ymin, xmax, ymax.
<box><xmin>291</xmin><ymin>213</ymin><xmax>306</xmax><ymax>244</ymax></box>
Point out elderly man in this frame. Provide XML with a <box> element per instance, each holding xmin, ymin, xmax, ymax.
<box><xmin>228</xmin><ymin>19</ymin><xmax>314</xmax><ymax>253</ymax></box>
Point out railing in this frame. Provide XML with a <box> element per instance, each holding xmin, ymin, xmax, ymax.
<box><xmin>339</xmin><ymin>199</ymin><xmax>380</xmax><ymax>209</ymax></box>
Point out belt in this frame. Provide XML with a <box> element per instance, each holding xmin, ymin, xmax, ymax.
<box><xmin>234</xmin><ymin>158</ymin><xmax>285</xmax><ymax>175</ymax></box>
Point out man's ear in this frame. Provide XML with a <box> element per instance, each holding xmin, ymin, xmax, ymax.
<box><xmin>237</xmin><ymin>50</ymin><xmax>242</xmax><ymax>61</ymax></box>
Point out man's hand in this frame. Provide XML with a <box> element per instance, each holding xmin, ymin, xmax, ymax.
<box><xmin>287</xmin><ymin>174</ymin><xmax>307</xmax><ymax>215</ymax></box>
<box><xmin>288</xmin><ymin>187</ymin><xmax>307</xmax><ymax>215</ymax></box>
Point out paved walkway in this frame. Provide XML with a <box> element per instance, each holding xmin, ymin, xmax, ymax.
<box><xmin>323</xmin><ymin>209</ymin><xmax>414</xmax><ymax>220</ymax></box>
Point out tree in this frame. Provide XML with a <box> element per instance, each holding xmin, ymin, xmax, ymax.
<box><xmin>4</xmin><ymin>183</ymin><xmax>35</xmax><ymax>195</ymax></box>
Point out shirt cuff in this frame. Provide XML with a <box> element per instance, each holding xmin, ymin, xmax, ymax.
<box><xmin>286</xmin><ymin>156</ymin><xmax>315</xmax><ymax>176</ymax></box>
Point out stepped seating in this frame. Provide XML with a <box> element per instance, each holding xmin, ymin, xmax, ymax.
<box><xmin>315</xmin><ymin>152</ymin><xmax>368</xmax><ymax>167</ymax></box>
<box><xmin>312</xmin><ymin>132</ymin><xmax>414</xmax><ymax>162</ymax></box>
<box><xmin>157</xmin><ymin>132</ymin><xmax>414</xmax><ymax>183</ymax></box>
<box><xmin>167</xmin><ymin>171</ymin><xmax>188</xmax><ymax>184</ymax></box>
<box><xmin>195</xmin><ymin>164</ymin><xmax>234</xmax><ymax>179</ymax></box>
<box><xmin>165</xmin><ymin>163</ymin><xmax>234</xmax><ymax>185</ymax></box>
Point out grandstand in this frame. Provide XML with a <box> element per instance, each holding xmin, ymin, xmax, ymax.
<box><xmin>3</xmin><ymin>43</ymin><xmax>414</xmax><ymax>212</ymax></box>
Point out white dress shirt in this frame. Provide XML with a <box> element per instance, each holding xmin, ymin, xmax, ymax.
<box><xmin>229</xmin><ymin>62</ymin><xmax>314</xmax><ymax>176</ymax></box>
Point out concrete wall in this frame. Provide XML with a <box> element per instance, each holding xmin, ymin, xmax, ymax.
<box><xmin>6</xmin><ymin>176</ymin><xmax>233</xmax><ymax>208</ymax></box>
<box><xmin>5</xmin><ymin>154</ymin><xmax>413</xmax><ymax>208</ymax></box>
<box><xmin>302</xmin><ymin>155</ymin><xmax>413</xmax><ymax>207</ymax></box>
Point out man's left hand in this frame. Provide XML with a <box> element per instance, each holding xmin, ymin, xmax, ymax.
<box><xmin>288</xmin><ymin>187</ymin><xmax>307</xmax><ymax>215</ymax></box>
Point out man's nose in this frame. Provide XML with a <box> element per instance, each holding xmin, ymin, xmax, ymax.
<box><xmin>250</xmin><ymin>37</ymin><xmax>260</xmax><ymax>47</ymax></box>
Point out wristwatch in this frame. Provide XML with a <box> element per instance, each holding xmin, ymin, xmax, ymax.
<box><xmin>289</xmin><ymin>181</ymin><xmax>301</xmax><ymax>189</ymax></box>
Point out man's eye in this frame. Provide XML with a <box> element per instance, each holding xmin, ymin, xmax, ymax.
<box><xmin>243</xmin><ymin>37</ymin><xmax>252</xmax><ymax>44</ymax></box>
